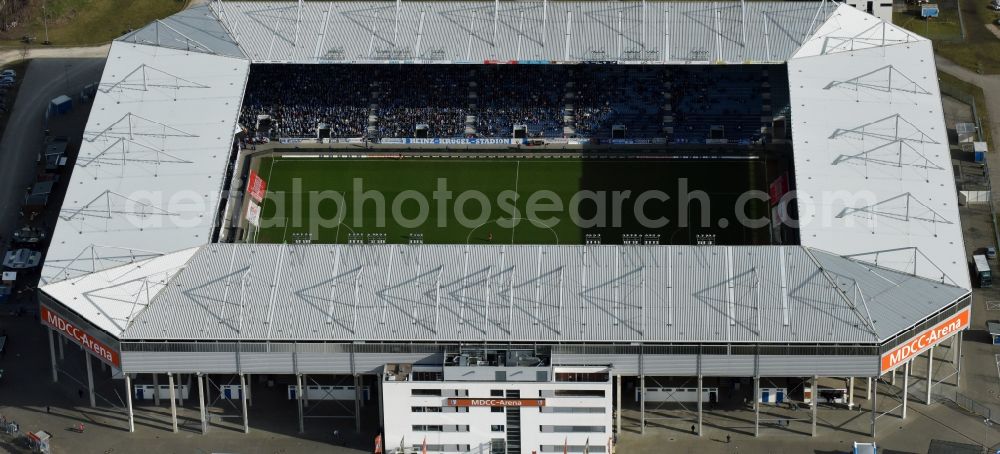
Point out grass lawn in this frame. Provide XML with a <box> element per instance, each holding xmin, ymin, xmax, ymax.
<box><xmin>894</xmin><ymin>6</ymin><xmax>964</xmax><ymax>41</ymax></box>
<box><xmin>925</xmin><ymin>0</ymin><xmax>1000</xmax><ymax>73</ymax></box>
<box><xmin>252</xmin><ymin>157</ymin><xmax>770</xmax><ymax>246</ymax></box>
<box><xmin>0</xmin><ymin>0</ymin><xmax>187</xmax><ymax>47</ymax></box>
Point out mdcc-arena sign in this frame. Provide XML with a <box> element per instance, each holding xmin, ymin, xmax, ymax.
<box><xmin>446</xmin><ymin>398</ymin><xmax>546</xmax><ymax>407</ymax></box>
<box><xmin>41</xmin><ymin>304</ymin><xmax>121</xmax><ymax>367</ymax></box>
<box><xmin>880</xmin><ymin>306</ymin><xmax>970</xmax><ymax>374</ymax></box>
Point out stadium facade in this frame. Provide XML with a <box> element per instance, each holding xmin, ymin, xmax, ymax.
<box><xmin>37</xmin><ymin>1</ymin><xmax>971</xmax><ymax>453</ymax></box>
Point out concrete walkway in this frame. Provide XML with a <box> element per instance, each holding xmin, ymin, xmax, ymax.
<box><xmin>0</xmin><ymin>44</ymin><xmax>110</xmax><ymax>66</ymax></box>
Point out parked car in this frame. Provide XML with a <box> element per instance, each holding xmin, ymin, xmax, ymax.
<box><xmin>987</xmin><ymin>246</ymin><xmax>997</xmax><ymax>260</ymax></box>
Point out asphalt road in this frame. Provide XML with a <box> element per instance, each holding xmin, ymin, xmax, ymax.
<box><xmin>0</xmin><ymin>58</ymin><xmax>105</xmax><ymax>263</ymax></box>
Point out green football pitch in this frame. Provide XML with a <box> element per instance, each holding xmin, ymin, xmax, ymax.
<box><xmin>252</xmin><ymin>156</ymin><xmax>771</xmax><ymax>245</ymax></box>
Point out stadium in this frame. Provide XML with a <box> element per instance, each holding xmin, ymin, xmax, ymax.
<box><xmin>37</xmin><ymin>1</ymin><xmax>971</xmax><ymax>453</ymax></box>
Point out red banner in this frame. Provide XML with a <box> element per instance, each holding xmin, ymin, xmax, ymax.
<box><xmin>247</xmin><ymin>169</ymin><xmax>268</xmax><ymax>203</ymax></box>
<box><xmin>880</xmin><ymin>306</ymin><xmax>970</xmax><ymax>373</ymax></box>
<box><xmin>41</xmin><ymin>305</ymin><xmax>120</xmax><ymax>367</ymax></box>
<box><xmin>445</xmin><ymin>398</ymin><xmax>546</xmax><ymax>407</ymax></box>
<box><xmin>768</xmin><ymin>173</ymin><xmax>789</xmax><ymax>206</ymax></box>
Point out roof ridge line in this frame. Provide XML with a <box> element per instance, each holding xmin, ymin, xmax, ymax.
<box><xmin>801</xmin><ymin>246</ymin><xmax>880</xmax><ymax>340</ymax></box>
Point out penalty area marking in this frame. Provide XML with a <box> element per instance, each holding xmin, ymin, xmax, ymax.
<box><xmin>465</xmin><ymin>217</ymin><xmax>560</xmax><ymax>245</ymax></box>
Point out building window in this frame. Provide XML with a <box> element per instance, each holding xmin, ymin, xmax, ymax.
<box><xmin>442</xmin><ymin>406</ymin><xmax>469</xmax><ymax>413</ymax></box>
<box><xmin>491</xmin><ymin>425</ymin><xmax>505</xmax><ymax>432</ymax></box>
<box><xmin>411</xmin><ymin>389</ymin><xmax>442</xmax><ymax>397</ymax></box>
<box><xmin>412</xmin><ymin>425</ymin><xmax>444</xmax><ymax>432</ymax></box>
<box><xmin>540</xmin><ymin>389</ymin><xmax>606</xmax><ymax>398</ymax></box>
<box><xmin>540</xmin><ymin>445</ymin><xmax>606</xmax><ymax>453</ymax></box>
<box><xmin>491</xmin><ymin>406</ymin><xmax>505</xmax><ymax>413</ymax></box>
<box><xmin>412</xmin><ymin>444</ymin><xmax>471</xmax><ymax>452</ymax></box>
<box><xmin>539</xmin><ymin>425</ymin><xmax>606</xmax><ymax>433</ymax></box>
<box><xmin>413</xmin><ymin>371</ymin><xmax>443</xmax><ymax>381</ymax></box>
<box><xmin>541</xmin><ymin>407</ymin><xmax>605</xmax><ymax>414</ymax></box>
<box><xmin>555</xmin><ymin>372</ymin><xmax>609</xmax><ymax>382</ymax></box>
<box><xmin>491</xmin><ymin>389</ymin><xmax>504</xmax><ymax>397</ymax></box>
<box><xmin>411</xmin><ymin>406</ymin><xmax>443</xmax><ymax>413</ymax></box>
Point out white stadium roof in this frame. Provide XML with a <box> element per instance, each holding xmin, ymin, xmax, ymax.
<box><xmin>788</xmin><ymin>6</ymin><xmax>968</xmax><ymax>288</ymax></box>
<box><xmin>39</xmin><ymin>1</ymin><xmax>971</xmax><ymax>345</ymax></box>
<box><xmin>41</xmin><ymin>41</ymin><xmax>249</xmax><ymax>285</ymax></box>
<box><xmin>206</xmin><ymin>1</ymin><xmax>834</xmax><ymax>63</ymax></box>
<box><xmin>41</xmin><ymin>244</ymin><xmax>967</xmax><ymax>344</ymax></box>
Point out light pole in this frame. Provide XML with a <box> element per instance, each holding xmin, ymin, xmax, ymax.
<box><xmin>42</xmin><ymin>0</ymin><xmax>50</xmax><ymax>44</ymax></box>
<box><xmin>984</xmin><ymin>418</ymin><xmax>993</xmax><ymax>453</ymax></box>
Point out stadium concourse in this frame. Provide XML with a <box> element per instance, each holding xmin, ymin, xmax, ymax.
<box><xmin>34</xmin><ymin>1</ymin><xmax>972</xmax><ymax>453</ymax></box>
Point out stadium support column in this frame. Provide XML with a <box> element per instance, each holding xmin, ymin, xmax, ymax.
<box><xmin>810</xmin><ymin>375</ymin><xmax>818</xmax><ymax>437</ymax></box>
<box><xmin>302</xmin><ymin>374</ymin><xmax>308</xmax><ymax>406</ymax></box>
<box><xmin>169</xmin><ymin>373</ymin><xmax>178</xmax><ymax>433</ymax></box>
<box><xmin>902</xmin><ymin>362</ymin><xmax>909</xmax><ymax>419</ymax></box>
<box><xmin>58</xmin><ymin>333</ymin><xmax>64</xmax><ymax>360</ymax></box>
<box><xmin>616</xmin><ymin>375</ymin><xmax>622</xmax><ymax>435</ymax></box>
<box><xmin>848</xmin><ymin>377</ymin><xmax>855</xmax><ymax>409</ymax></box>
<box><xmin>240</xmin><ymin>373</ymin><xmax>249</xmax><ymax>434</ymax></box>
<box><xmin>870</xmin><ymin>375</ymin><xmax>878</xmax><ymax>437</ymax></box>
<box><xmin>86</xmin><ymin>352</ymin><xmax>96</xmax><ymax>407</ymax></box>
<box><xmin>956</xmin><ymin>331</ymin><xmax>963</xmax><ymax>387</ymax></box>
<box><xmin>125</xmin><ymin>374</ymin><xmax>135</xmax><ymax>433</ymax></box>
<box><xmin>753</xmin><ymin>376</ymin><xmax>760</xmax><ymax>437</ymax></box>
<box><xmin>296</xmin><ymin>374</ymin><xmax>305</xmax><ymax>434</ymax></box>
<box><xmin>377</xmin><ymin>375</ymin><xmax>384</xmax><ymax>430</ymax></box>
<box><xmin>639</xmin><ymin>374</ymin><xmax>645</xmax><ymax>435</ymax></box>
<box><xmin>925</xmin><ymin>346</ymin><xmax>934</xmax><ymax>405</ymax></box>
<box><xmin>865</xmin><ymin>377</ymin><xmax>871</xmax><ymax>401</ymax></box>
<box><xmin>197</xmin><ymin>373</ymin><xmax>208</xmax><ymax>434</ymax></box>
<box><xmin>354</xmin><ymin>375</ymin><xmax>362</xmax><ymax>433</ymax></box>
<box><xmin>639</xmin><ymin>347</ymin><xmax>645</xmax><ymax>434</ymax></box>
<box><xmin>48</xmin><ymin>328</ymin><xmax>58</xmax><ymax>383</ymax></box>
<box><xmin>153</xmin><ymin>373</ymin><xmax>161</xmax><ymax>406</ymax></box>
<box><xmin>697</xmin><ymin>375</ymin><xmax>704</xmax><ymax>436</ymax></box>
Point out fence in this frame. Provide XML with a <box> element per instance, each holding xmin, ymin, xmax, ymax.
<box><xmin>936</xmin><ymin>387</ymin><xmax>996</xmax><ymax>421</ymax></box>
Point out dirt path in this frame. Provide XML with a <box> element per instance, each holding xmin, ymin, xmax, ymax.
<box><xmin>0</xmin><ymin>44</ymin><xmax>111</xmax><ymax>66</ymax></box>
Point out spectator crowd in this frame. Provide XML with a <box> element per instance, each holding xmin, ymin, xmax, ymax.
<box><xmin>239</xmin><ymin>63</ymin><xmax>780</xmax><ymax>144</ymax></box>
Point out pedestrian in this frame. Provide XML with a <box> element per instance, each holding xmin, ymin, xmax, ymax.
<box><xmin>45</xmin><ymin>406</ymin><xmax>50</xmax><ymax>414</ymax></box>
<box><xmin>690</xmin><ymin>424</ymin><xmax>696</xmax><ymax>434</ymax></box>
<box><xmin>726</xmin><ymin>435</ymin><xmax>731</xmax><ymax>444</ymax></box>
<box><xmin>77</xmin><ymin>389</ymin><xmax>84</xmax><ymax>399</ymax></box>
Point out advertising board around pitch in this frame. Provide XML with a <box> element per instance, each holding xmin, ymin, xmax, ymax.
<box><xmin>247</xmin><ymin>169</ymin><xmax>268</xmax><ymax>203</ymax></box>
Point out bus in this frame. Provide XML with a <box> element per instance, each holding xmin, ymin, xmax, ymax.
<box><xmin>975</xmin><ymin>254</ymin><xmax>992</xmax><ymax>288</ymax></box>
